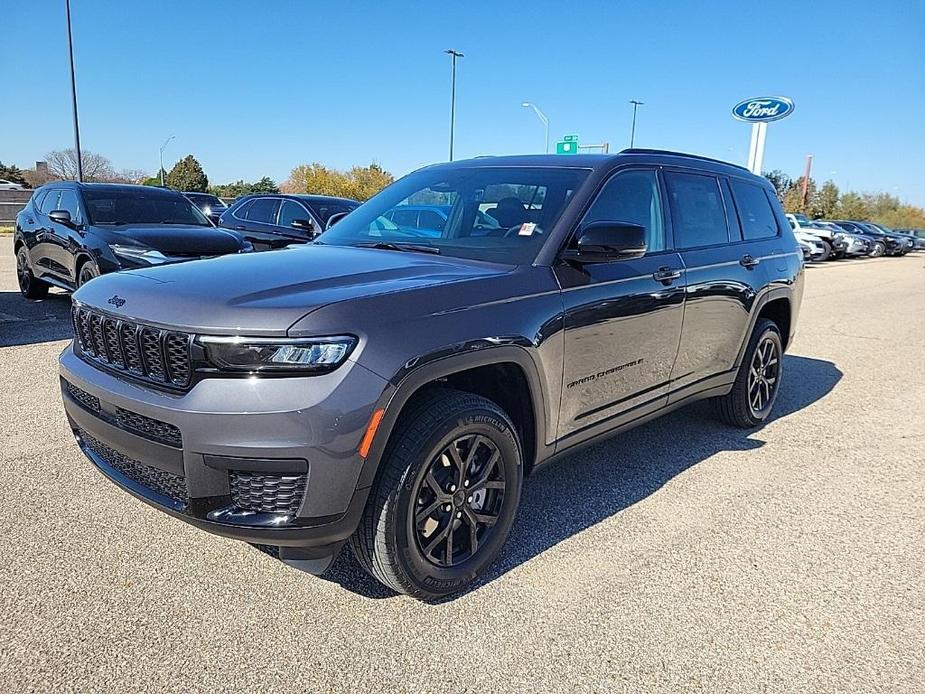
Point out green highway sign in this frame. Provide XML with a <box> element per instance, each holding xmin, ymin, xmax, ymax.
<box><xmin>556</xmin><ymin>135</ymin><xmax>579</xmax><ymax>154</ymax></box>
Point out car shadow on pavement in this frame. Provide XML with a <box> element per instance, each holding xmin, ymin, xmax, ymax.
<box><xmin>0</xmin><ymin>291</ymin><xmax>73</xmax><ymax>347</ymax></box>
<box><xmin>320</xmin><ymin>354</ymin><xmax>843</xmax><ymax>601</ymax></box>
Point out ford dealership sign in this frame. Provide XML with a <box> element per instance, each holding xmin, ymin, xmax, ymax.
<box><xmin>732</xmin><ymin>96</ymin><xmax>794</xmax><ymax>123</ymax></box>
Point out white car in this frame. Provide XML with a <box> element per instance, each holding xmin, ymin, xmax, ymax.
<box><xmin>0</xmin><ymin>179</ymin><xmax>25</xmax><ymax>191</ymax></box>
<box><xmin>794</xmin><ymin>230</ymin><xmax>826</xmax><ymax>261</ymax></box>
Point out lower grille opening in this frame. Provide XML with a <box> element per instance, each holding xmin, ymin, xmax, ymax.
<box><xmin>229</xmin><ymin>471</ymin><xmax>306</xmax><ymax>515</ymax></box>
<box><xmin>78</xmin><ymin>428</ymin><xmax>188</xmax><ymax>504</ymax></box>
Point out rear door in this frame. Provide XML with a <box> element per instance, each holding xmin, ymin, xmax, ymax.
<box><xmin>556</xmin><ymin>167</ymin><xmax>685</xmax><ymax>440</ymax></box>
<box><xmin>665</xmin><ymin>170</ymin><xmax>769</xmax><ymax>401</ymax></box>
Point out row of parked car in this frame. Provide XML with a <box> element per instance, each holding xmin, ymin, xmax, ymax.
<box><xmin>787</xmin><ymin>213</ymin><xmax>924</xmax><ymax>262</ymax></box>
<box><xmin>13</xmin><ymin>176</ymin><xmax>922</xmax><ymax>300</ymax></box>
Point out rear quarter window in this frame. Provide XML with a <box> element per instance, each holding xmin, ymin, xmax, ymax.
<box><xmin>730</xmin><ymin>180</ymin><xmax>780</xmax><ymax>240</ymax></box>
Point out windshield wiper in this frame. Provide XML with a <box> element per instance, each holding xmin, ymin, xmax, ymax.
<box><xmin>354</xmin><ymin>241</ymin><xmax>441</xmax><ymax>255</ymax></box>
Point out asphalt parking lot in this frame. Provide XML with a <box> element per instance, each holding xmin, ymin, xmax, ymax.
<box><xmin>1</xmin><ymin>235</ymin><xmax>923</xmax><ymax>692</ymax></box>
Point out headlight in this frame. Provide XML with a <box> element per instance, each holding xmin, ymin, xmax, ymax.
<box><xmin>199</xmin><ymin>335</ymin><xmax>356</xmax><ymax>373</ymax></box>
<box><xmin>110</xmin><ymin>244</ymin><xmax>170</xmax><ymax>265</ymax></box>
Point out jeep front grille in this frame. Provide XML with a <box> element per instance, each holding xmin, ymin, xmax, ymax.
<box><xmin>78</xmin><ymin>428</ymin><xmax>188</xmax><ymax>504</ymax></box>
<box><xmin>229</xmin><ymin>471</ymin><xmax>306</xmax><ymax>515</ymax></box>
<box><xmin>72</xmin><ymin>305</ymin><xmax>192</xmax><ymax>389</ymax></box>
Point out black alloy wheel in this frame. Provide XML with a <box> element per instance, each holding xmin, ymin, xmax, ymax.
<box><xmin>78</xmin><ymin>261</ymin><xmax>100</xmax><ymax>287</ymax></box>
<box><xmin>713</xmin><ymin>318</ymin><xmax>783</xmax><ymax>428</ymax></box>
<box><xmin>16</xmin><ymin>247</ymin><xmax>48</xmax><ymax>299</ymax></box>
<box><xmin>412</xmin><ymin>433</ymin><xmax>506</xmax><ymax>567</ymax></box>
<box><xmin>350</xmin><ymin>388</ymin><xmax>522</xmax><ymax>600</ymax></box>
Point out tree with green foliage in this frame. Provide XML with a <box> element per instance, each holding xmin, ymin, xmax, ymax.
<box><xmin>837</xmin><ymin>192</ymin><xmax>868</xmax><ymax>220</ymax></box>
<box><xmin>166</xmin><ymin>155</ymin><xmax>208</xmax><ymax>192</ymax></box>
<box><xmin>0</xmin><ymin>162</ymin><xmax>29</xmax><ymax>187</ymax></box>
<box><xmin>210</xmin><ymin>176</ymin><xmax>279</xmax><ymax>198</ymax></box>
<box><xmin>814</xmin><ymin>180</ymin><xmax>840</xmax><ymax>219</ymax></box>
<box><xmin>763</xmin><ymin>170</ymin><xmax>791</xmax><ymax>201</ymax></box>
<box><xmin>143</xmin><ymin>168</ymin><xmax>168</xmax><ymax>187</ymax></box>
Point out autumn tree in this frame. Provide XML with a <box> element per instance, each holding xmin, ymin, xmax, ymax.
<box><xmin>763</xmin><ymin>170</ymin><xmax>792</xmax><ymax>201</ymax></box>
<box><xmin>166</xmin><ymin>155</ymin><xmax>208</xmax><ymax>192</ymax></box>
<box><xmin>837</xmin><ymin>192</ymin><xmax>868</xmax><ymax>220</ymax></box>
<box><xmin>283</xmin><ymin>162</ymin><xmax>394</xmax><ymax>200</ymax></box>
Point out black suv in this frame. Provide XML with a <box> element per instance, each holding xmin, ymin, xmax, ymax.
<box><xmin>828</xmin><ymin>220</ymin><xmax>907</xmax><ymax>256</ymax></box>
<box><xmin>59</xmin><ymin>151</ymin><xmax>803</xmax><ymax>600</ymax></box>
<box><xmin>183</xmin><ymin>192</ymin><xmax>228</xmax><ymax>224</ymax></box>
<box><xmin>15</xmin><ymin>183</ymin><xmax>248</xmax><ymax>298</ymax></box>
<box><xmin>218</xmin><ymin>193</ymin><xmax>360</xmax><ymax>250</ymax></box>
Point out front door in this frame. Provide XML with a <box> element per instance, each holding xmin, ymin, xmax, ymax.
<box><xmin>556</xmin><ymin>168</ymin><xmax>685</xmax><ymax>440</ymax></box>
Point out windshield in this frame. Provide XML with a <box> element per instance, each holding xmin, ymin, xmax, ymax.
<box><xmin>317</xmin><ymin>166</ymin><xmax>589</xmax><ymax>263</ymax></box>
<box><xmin>187</xmin><ymin>193</ymin><xmax>225</xmax><ymax>209</ymax></box>
<box><xmin>84</xmin><ymin>188</ymin><xmax>212</xmax><ymax>226</ymax></box>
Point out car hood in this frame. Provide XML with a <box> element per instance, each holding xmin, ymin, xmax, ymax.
<box><xmin>103</xmin><ymin>224</ymin><xmax>243</xmax><ymax>255</ymax></box>
<box><xmin>73</xmin><ymin>244</ymin><xmax>511</xmax><ymax>335</ymax></box>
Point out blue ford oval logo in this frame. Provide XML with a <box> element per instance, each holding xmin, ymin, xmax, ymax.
<box><xmin>732</xmin><ymin>96</ymin><xmax>794</xmax><ymax>123</ymax></box>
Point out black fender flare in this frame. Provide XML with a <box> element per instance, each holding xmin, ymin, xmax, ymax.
<box><xmin>355</xmin><ymin>344</ymin><xmax>552</xmax><ymax>489</ymax></box>
<box><xmin>734</xmin><ymin>285</ymin><xmax>793</xmax><ymax>367</ymax></box>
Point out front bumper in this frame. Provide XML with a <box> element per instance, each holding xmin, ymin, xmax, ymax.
<box><xmin>59</xmin><ymin>344</ymin><xmax>387</xmax><ymax>565</ymax></box>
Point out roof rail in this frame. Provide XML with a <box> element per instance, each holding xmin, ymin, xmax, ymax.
<box><xmin>619</xmin><ymin>148</ymin><xmax>750</xmax><ymax>172</ymax></box>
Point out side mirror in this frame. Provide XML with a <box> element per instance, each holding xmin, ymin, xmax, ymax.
<box><xmin>564</xmin><ymin>221</ymin><xmax>647</xmax><ymax>263</ymax></box>
<box><xmin>290</xmin><ymin>218</ymin><xmax>315</xmax><ymax>234</ymax></box>
<box><xmin>325</xmin><ymin>211</ymin><xmax>349</xmax><ymax>230</ymax></box>
<box><xmin>48</xmin><ymin>210</ymin><xmax>74</xmax><ymax>227</ymax></box>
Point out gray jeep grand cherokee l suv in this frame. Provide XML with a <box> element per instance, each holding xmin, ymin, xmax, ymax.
<box><xmin>60</xmin><ymin>150</ymin><xmax>804</xmax><ymax>600</ymax></box>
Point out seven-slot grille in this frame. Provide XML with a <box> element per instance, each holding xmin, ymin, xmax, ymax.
<box><xmin>72</xmin><ymin>304</ymin><xmax>192</xmax><ymax>388</ymax></box>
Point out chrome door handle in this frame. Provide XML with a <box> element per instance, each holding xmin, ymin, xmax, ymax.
<box><xmin>653</xmin><ymin>267</ymin><xmax>682</xmax><ymax>283</ymax></box>
<box><xmin>740</xmin><ymin>254</ymin><xmax>760</xmax><ymax>269</ymax></box>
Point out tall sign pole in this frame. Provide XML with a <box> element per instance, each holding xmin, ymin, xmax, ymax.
<box><xmin>801</xmin><ymin>154</ymin><xmax>814</xmax><ymax>209</ymax></box>
<box><xmin>629</xmin><ymin>100</ymin><xmax>644</xmax><ymax>148</ymax></box>
<box><xmin>65</xmin><ymin>0</ymin><xmax>83</xmax><ymax>181</ymax></box>
<box><xmin>733</xmin><ymin>97</ymin><xmax>794</xmax><ymax>175</ymax></box>
<box><xmin>445</xmin><ymin>49</ymin><xmax>464</xmax><ymax>161</ymax></box>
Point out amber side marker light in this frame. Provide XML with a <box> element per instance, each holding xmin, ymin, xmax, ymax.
<box><xmin>359</xmin><ymin>408</ymin><xmax>385</xmax><ymax>459</ymax></box>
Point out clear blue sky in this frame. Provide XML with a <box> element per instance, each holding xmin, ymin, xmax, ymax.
<box><xmin>4</xmin><ymin>0</ymin><xmax>924</xmax><ymax>204</ymax></box>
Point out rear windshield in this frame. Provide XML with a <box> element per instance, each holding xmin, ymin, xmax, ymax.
<box><xmin>307</xmin><ymin>201</ymin><xmax>359</xmax><ymax>224</ymax></box>
<box><xmin>83</xmin><ymin>189</ymin><xmax>211</xmax><ymax>226</ymax></box>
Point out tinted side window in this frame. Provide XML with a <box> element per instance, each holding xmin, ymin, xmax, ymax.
<box><xmin>232</xmin><ymin>199</ymin><xmax>253</xmax><ymax>219</ymax></box>
<box><xmin>244</xmin><ymin>198</ymin><xmax>279</xmax><ymax>224</ymax></box>
<box><xmin>664</xmin><ymin>172</ymin><xmax>728</xmax><ymax>248</ymax></box>
<box><xmin>582</xmin><ymin>169</ymin><xmax>665</xmax><ymax>252</ymax></box>
<box><xmin>278</xmin><ymin>200</ymin><xmax>308</xmax><ymax>227</ymax></box>
<box><xmin>58</xmin><ymin>190</ymin><xmax>83</xmax><ymax>224</ymax></box>
<box><xmin>731</xmin><ymin>180</ymin><xmax>779</xmax><ymax>240</ymax></box>
<box><xmin>40</xmin><ymin>190</ymin><xmax>61</xmax><ymax>214</ymax></box>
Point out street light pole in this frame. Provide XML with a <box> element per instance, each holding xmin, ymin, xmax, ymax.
<box><xmin>65</xmin><ymin>0</ymin><xmax>83</xmax><ymax>181</ymax></box>
<box><xmin>629</xmin><ymin>99</ymin><xmax>644</xmax><ymax>148</ymax></box>
<box><xmin>445</xmin><ymin>49</ymin><xmax>464</xmax><ymax>161</ymax></box>
<box><xmin>521</xmin><ymin>102</ymin><xmax>549</xmax><ymax>153</ymax></box>
<box><xmin>159</xmin><ymin>135</ymin><xmax>175</xmax><ymax>187</ymax></box>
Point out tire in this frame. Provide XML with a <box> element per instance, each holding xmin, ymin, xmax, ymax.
<box><xmin>713</xmin><ymin>318</ymin><xmax>783</xmax><ymax>429</ymax></box>
<box><xmin>77</xmin><ymin>260</ymin><xmax>100</xmax><ymax>287</ymax></box>
<box><xmin>870</xmin><ymin>242</ymin><xmax>885</xmax><ymax>258</ymax></box>
<box><xmin>818</xmin><ymin>240</ymin><xmax>832</xmax><ymax>261</ymax></box>
<box><xmin>350</xmin><ymin>387</ymin><xmax>523</xmax><ymax>600</ymax></box>
<box><xmin>16</xmin><ymin>246</ymin><xmax>49</xmax><ymax>300</ymax></box>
